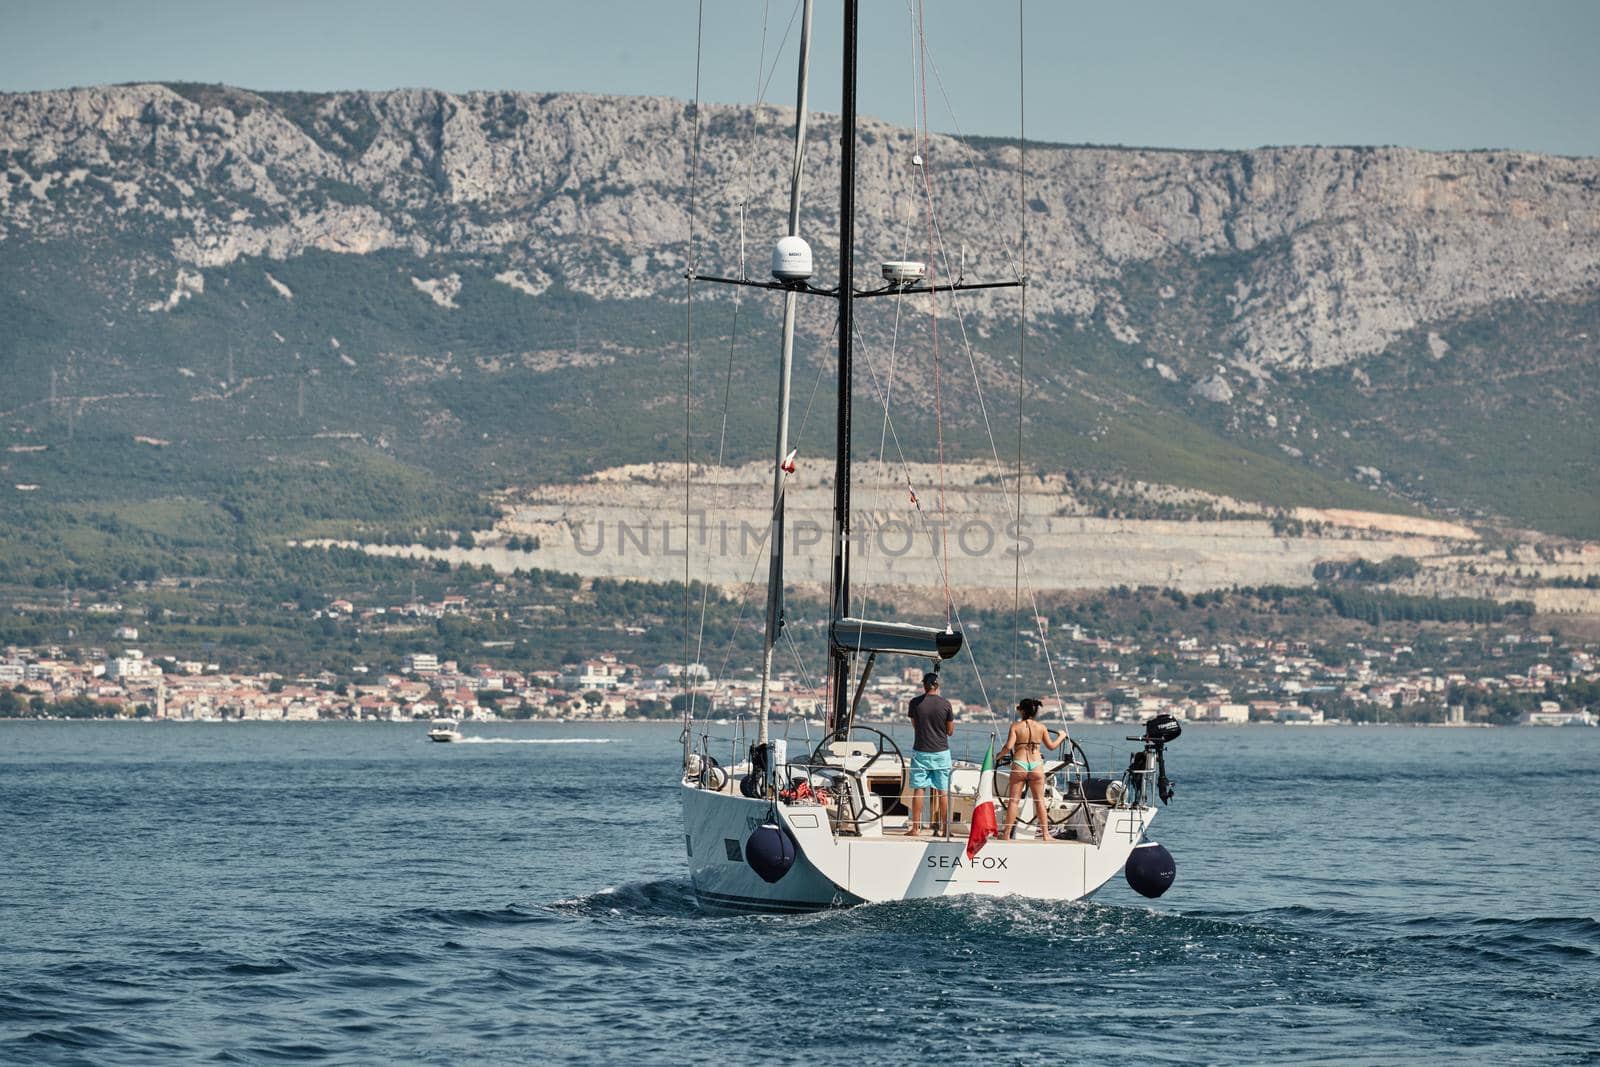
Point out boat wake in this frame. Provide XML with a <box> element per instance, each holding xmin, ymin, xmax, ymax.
<box><xmin>547</xmin><ymin>879</ymin><xmax>701</xmax><ymax>920</ymax></box>
<box><xmin>392</xmin><ymin>905</ymin><xmax>549</xmax><ymax>929</ymax></box>
<box><xmin>456</xmin><ymin>737</ymin><xmax>613</xmax><ymax>745</ymax></box>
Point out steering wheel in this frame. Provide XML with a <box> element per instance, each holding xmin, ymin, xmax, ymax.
<box><xmin>1043</xmin><ymin>737</ymin><xmax>1096</xmax><ymax>831</ymax></box>
<box><xmin>1047</xmin><ymin>737</ymin><xmax>1091</xmax><ymax>783</ymax></box>
<box><xmin>806</xmin><ymin>724</ymin><xmax>904</xmax><ymax>824</ymax></box>
<box><xmin>809</xmin><ymin>723</ymin><xmax>903</xmax><ymax>777</ymax></box>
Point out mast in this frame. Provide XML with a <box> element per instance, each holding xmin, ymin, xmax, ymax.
<box><xmin>757</xmin><ymin>0</ymin><xmax>814</xmax><ymax>746</ymax></box>
<box><xmin>691</xmin><ymin>0</ymin><xmax>984</xmax><ymax>745</ymax></box>
<box><xmin>828</xmin><ymin>0</ymin><xmax>858</xmax><ymax>735</ymax></box>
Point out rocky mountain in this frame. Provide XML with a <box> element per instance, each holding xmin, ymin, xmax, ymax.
<box><xmin>2</xmin><ymin>83</ymin><xmax>1597</xmax><ymax>547</ymax></box>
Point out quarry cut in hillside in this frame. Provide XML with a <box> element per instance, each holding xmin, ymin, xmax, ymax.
<box><xmin>306</xmin><ymin>463</ymin><xmax>1514</xmax><ymax>599</ymax></box>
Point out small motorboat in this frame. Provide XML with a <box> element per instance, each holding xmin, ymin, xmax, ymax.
<box><xmin>427</xmin><ymin>718</ymin><xmax>463</xmax><ymax>743</ymax></box>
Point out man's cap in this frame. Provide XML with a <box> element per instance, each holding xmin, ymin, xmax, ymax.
<box><xmin>922</xmin><ymin>672</ymin><xmax>941</xmax><ymax>687</ymax></box>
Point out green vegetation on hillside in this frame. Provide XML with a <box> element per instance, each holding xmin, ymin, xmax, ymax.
<box><xmin>0</xmin><ymin>444</ymin><xmax>492</xmax><ymax>592</ymax></box>
<box><xmin>3</xmin><ymin>227</ymin><xmax>1596</xmax><ymax>610</ymax></box>
<box><xmin>1284</xmin><ymin>296</ymin><xmax>1600</xmax><ymax>538</ymax></box>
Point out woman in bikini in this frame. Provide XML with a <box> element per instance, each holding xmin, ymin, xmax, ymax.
<box><xmin>997</xmin><ymin>698</ymin><xmax>1067</xmax><ymax>841</ymax></box>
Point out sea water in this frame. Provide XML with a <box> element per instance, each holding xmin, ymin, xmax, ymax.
<box><xmin>2</xmin><ymin>721</ymin><xmax>1595</xmax><ymax>1064</ymax></box>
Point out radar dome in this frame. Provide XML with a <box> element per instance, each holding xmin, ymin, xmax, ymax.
<box><xmin>772</xmin><ymin>236</ymin><xmax>813</xmax><ymax>282</ymax></box>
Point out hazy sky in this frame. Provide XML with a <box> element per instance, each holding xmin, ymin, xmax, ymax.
<box><xmin>4</xmin><ymin>0</ymin><xmax>1597</xmax><ymax>156</ymax></box>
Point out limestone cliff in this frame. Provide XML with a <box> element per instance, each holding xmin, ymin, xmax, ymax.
<box><xmin>3</xmin><ymin>83</ymin><xmax>1597</xmax><ymax>369</ymax></box>
<box><xmin>3</xmin><ymin>84</ymin><xmax>1598</xmax><ymax>541</ymax></box>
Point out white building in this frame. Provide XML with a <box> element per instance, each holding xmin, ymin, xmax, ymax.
<box><xmin>106</xmin><ymin>650</ymin><xmax>158</xmax><ymax>681</ymax></box>
<box><xmin>1520</xmin><ymin>703</ymin><xmax>1597</xmax><ymax>727</ymax></box>
<box><xmin>1208</xmin><ymin>703</ymin><xmax>1250</xmax><ymax>724</ymax></box>
<box><xmin>563</xmin><ymin>659</ymin><xmax>626</xmax><ymax>690</ymax></box>
<box><xmin>404</xmin><ymin>653</ymin><xmax>440</xmax><ymax>676</ymax></box>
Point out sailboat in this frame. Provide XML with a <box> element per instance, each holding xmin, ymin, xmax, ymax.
<box><xmin>678</xmin><ymin>0</ymin><xmax>1181</xmax><ymax>913</ymax></box>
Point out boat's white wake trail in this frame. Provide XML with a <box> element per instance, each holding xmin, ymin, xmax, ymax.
<box><xmin>456</xmin><ymin>737</ymin><xmax>613</xmax><ymax>745</ymax></box>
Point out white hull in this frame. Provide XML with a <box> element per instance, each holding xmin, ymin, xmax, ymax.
<box><xmin>681</xmin><ymin>785</ymin><xmax>857</xmax><ymax>911</ymax></box>
<box><xmin>680</xmin><ymin>777</ymin><xmax>1153</xmax><ymax>913</ymax></box>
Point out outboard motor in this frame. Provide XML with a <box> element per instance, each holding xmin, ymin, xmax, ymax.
<box><xmin>1126</xmin><ymin>714</ymin><xmax>1180</xmax><ymax>805</ymax></box>
<box><xmin>1125</xmin><ymin>840</ymin><xmax>1176</xmax><ymax>898</ymax></box>
<box><xmin>1144</xmin><ymin>713</ymin><xmax>1181</xmax><ymax>746</ymax></box>
<box><xmin>745</xmin><ymin>820</ymin><xmax>797</xmax><ymax>884</ymax></box>
<box><xmin>1121</xmin><ymin>717</ymin><xmax>1181</xmax><ymax>897</ymax></box>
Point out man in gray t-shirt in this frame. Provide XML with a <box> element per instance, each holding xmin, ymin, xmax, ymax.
<box><xmin>904</xmin><ymin>672</ymin><xmax>955</xmax><ymax>836</ymax></box>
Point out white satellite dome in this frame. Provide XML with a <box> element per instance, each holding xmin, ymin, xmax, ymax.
<box><xmin>772</xmin><ymin>235</ymin><xmax>813</xmax><ymax>282</ymax></box>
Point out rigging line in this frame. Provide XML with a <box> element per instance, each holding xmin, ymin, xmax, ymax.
<box><xmin>915</xmin><ymin>220</ymin><xmax>1064</xmax><ymax>696</ymax></box>
<box><xmin>743</xmin><ymin>1</ymin><xmax>791</xmax><ymax>172</ymax></box>
<box><xmin>690</xmin><ymin>0</ymin><xmax>790</xmax><ymax>732</ymax></box>
<box><xmin>789</xmin><ymin>311</ymin><xmax>838</xmax><ymax>451</ymax></box>
<box><xmin>689</xmin><ymin>259</ymin><xmax>746</xmax><ymax>701</ymax></box>
<box><xmin>1012</xmin><ymin>0</ymin><xmax>1027</xmax><ymax>711</ymax></box>
<box><xmin>696</xmin><ymin>480</ymin><xmax>797</xmax><ymax>715</ymax></box>
<box><xmin>781</xmin><ymin>620</ymin><xmax>816</xmax><ymax>693</ymax></box>
<box><xmin>850</xmin><ymin>317</ymin><xmax>955</xmax><ymax>597</ymax></box>
<box><xmin>691</xmin><ymin>468</ymin><xmax>777</xmax><ymax>717</ymax></box>
<box><xmin>858</xmin><ymin>6</ymin><xmax>926</xmax><ymax>626</ymax></box>
<box><xmin>724</xmin><ymin>0</ymin><xmax>800</xmax><ymax>279</ymax></box>
<box><xmin>916</xmin><ymin>43</ymin><xmax>1027</xmax><ymax>285</ymax></box>
<box><xmin>756</xmin><ymin>0</ymin><xmax>769</xmax><ymax>105</ymax></box>
<box><xmin>681</xmin><ymin>0</ymin><xmax>708</xmax><ymax>738</ymax></box>
<box><xmin>876</xmin><ymin>117</ymin><xmax>1066</xmax><ymax>713</ymax></box>
<box><xmin>853</xmin><ymin>288</ymin><xmax>904</xmax><ymax>625</ymax></box>
<box><xmin>698</xmin><ymin>476</ymin><xmax>811</xmax><ymax>718</ymax></box>
<box><xmin>706</xmin><ymin>514</ymin><xmax>776</xmax><ymax>712</ymax></box>
<box><xmin>918</xmin><ymin>230</ymin><xmax>1067</xmax><ymax>713</ymax></box>
<box><xmin>756</xmin><ymin>1</ymin><xmax>805</xmax><ymax>107</ymax></box>
<box><xmin>738</xmin><ymin>318</ymin><xmax>831</xmax><ymax>714</ymax></box>
<box><xmin>705</xmin><ymin>2</ymin><xmax>790</xmax><ymax>298</ymax></box>
<box><xmin>950</xmin><ymin>600</ymin><xmax>995</xmax><ymax>722</ymax></box>
<box><xmin>849</xmin><ymin>314</ymin><xmax>1002</xmax><ymax>730</ymax></box>
<box><xmin>690</xmin><ymin>118</ymin><xmax>761</xmax><ymax>669</ymax></box>
<box><xmin>701</xmin><ymin>313</ymin><xmax>836</xmax><ymax>713</ymax></box>
<box><xmin>914</xmin><ymin>0</ymin><xmax>953</xmax><ymax>627</ymax></box>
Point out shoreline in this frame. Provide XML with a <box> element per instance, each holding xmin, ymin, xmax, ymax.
<box><xmin>0</xmin><ymin>716</ymin><xmax>1537</xmax><ymax>728</ymax></box>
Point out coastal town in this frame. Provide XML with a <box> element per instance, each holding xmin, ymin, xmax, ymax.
<box><xmin>5</xmin><ymin>591</ymin><xmax>1596</xmax><ymax>728</ymax></box>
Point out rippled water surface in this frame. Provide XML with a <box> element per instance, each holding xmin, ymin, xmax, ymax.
<box><xmin>3</xmin><ymin>721</ymin><xmax>1596</xmax><ymax>1064</ymax></box>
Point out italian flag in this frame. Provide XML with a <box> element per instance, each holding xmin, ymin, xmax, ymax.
<box><xmin>965</xmin><ymin>743</ymin><xmax>999</xmax><ymax>860</ymax></box>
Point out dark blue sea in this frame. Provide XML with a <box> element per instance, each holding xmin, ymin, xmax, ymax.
<box><xmin>2</xmin><ymin>721</ymin><xmax>1596</xmax><ymax>1065</ymax></box>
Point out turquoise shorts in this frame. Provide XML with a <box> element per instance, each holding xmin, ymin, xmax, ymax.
<box><xmin>909</xmin><ymin>749</ymin><xmax>952</xmax><ymax>791</ymax></box>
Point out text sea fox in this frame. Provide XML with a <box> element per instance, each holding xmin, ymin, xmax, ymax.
<box><xmin>926</xmin><ymin>854</ymin><xmax>1009</xmax><ymax>870</ymax></box>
